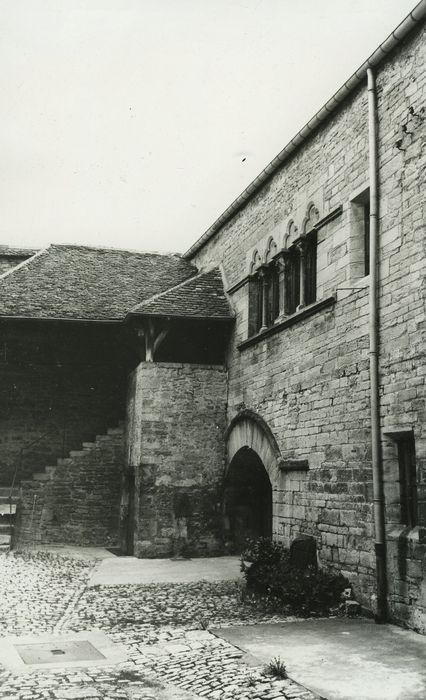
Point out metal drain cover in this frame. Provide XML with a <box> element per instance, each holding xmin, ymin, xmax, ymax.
<box><xmin>0</xmin><ymin>631</ymin><xmax>127</xmax><ymax>673</ymax></box>
<box><xmin>15</xmin><ymin>640</ymin><xmax>106</xmax><ymax>665</ymax></box>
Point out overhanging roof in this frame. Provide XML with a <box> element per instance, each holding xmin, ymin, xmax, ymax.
<box><xmin>127</xmin><ymin>267</ymin><xmax>234</xmax><ymax>321</ymax></box>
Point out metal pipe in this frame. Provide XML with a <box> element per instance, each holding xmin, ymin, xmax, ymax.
<box><xmin>367</xmin><ymin>67</ymin><xmax>387</xmax><ymax>623</ymax></box>
<box><xmin>184</xmin><ymin>1</ymin><xmax>426</xmax><ymax>260</ymax></box>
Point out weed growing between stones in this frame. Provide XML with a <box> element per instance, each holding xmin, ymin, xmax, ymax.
<box><xmin>264</xmin><ymin>656</ymin><xmax>288</xmax><ymax>680</ymax></box>
<box><xmin>118</xmin><ymin>669</ymin><xmax>161</xmax><ymax>687</ymax></box>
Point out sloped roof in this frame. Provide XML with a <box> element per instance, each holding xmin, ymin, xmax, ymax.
<box><xmin>0</xmin><ymin>244</ymin><xmax>197</xmax><ymax>321</ymax></box>
<box><xmin>128</xmin><ymin>267</ymin><xmax>234</xmax><ymax>320</ymax></box>
<box><xmin>0</xmin><ymin>246</ymin><xmax>39</xmax><ymax>258</ymax></box>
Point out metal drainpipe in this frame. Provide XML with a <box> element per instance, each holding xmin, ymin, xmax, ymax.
<box><xmin>367</xmin><ymin>67</ymin><xmax>387</xmax><ymax>623</ymax></box>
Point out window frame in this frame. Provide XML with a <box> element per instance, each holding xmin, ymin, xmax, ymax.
<box><xmin>396</xmin><ymin>433</ymin><xmax>418</xmax><ymax>529</ymax></box>
<box><xmin>247</xmin><ymin>229</ymin><xmax>318</xmax><ymax>338</ymax></box>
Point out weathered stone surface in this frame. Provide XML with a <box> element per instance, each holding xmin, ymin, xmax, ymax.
<box><xmin>125</xmin><ymin>362</ymin><xmax>228</xmax><ymax>557</ymax></box>
<box><xmin>13</xmin><ymin>425</ymin><xmax>124</xmax><ymax>548</ymax></box>
<box><xmin>189</xmin><ymin>23</ymin><xmax>426</xmax><ymax>632</ymax></box>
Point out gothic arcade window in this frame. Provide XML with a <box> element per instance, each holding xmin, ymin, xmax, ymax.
<box><xmin>247</xmin><ymin>210</ymin><xmax>318</xmax><ymax>338</ymax></box>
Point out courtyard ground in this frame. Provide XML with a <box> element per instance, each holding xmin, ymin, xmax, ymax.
<box><xmin>1</xmin><ymin>549</ymin><xmax>425</xmax><ymax>700</ymax></box>
<box><xmin>0</xmin><ymin>549</ymin><xmax>315</xmax><ymax>700</ymax></box>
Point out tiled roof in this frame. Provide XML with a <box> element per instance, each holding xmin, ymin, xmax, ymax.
<box><xmin>0</xmin><ymin>246</ymin><xmax>39</xmax><ymax>258</ymax></box>
<box><xmin>0</xmin><ymin>244</ymin><xmax>197</xmax><ymax>321</ymax></box>
<box><xmin>128</xmin><ymin>267</ymin><xmax>234</xmax><ymax>320</ymax></box>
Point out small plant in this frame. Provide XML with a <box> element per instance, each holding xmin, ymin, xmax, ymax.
<box><xmin>246</xmin><ymin>673</ymin><xmax>258</xmax><ymax>687</ymax></box>
<box><xmin>118</xmin><ymin>669</ymin><xmax>143</xmax><ymax>682</ymax></box>
<box><xmin>264</xmin><ymin>656</ymin><xmax>288</xmax><ymax>680</ymax></box>
<box><xmin>198</xmin><ymin>617</ymin><xmax>210</xmax><ymax>630</ymax></box>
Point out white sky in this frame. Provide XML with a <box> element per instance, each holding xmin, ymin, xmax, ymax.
<box><xmin>1</xmin><ymin>0</ymin><xmax>418</xmax><ymax>254</ymax></box>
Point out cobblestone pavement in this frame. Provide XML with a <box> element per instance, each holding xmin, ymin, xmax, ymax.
<box><xmin>0</xmin><ymin>552</ymin><xmax>318</xmax><ymax>700</ymax></box>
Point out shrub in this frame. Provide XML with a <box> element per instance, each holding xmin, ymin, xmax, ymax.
<box><xmin>241</xmin><ymin>537</ymin><xmax>349</xmax><ymax>616</ymax></box>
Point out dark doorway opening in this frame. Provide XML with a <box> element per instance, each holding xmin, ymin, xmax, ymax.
<box><xmin>223</xmin><ymin>446</ymin><xmax>272</xmax><ymax>552</ymax></box>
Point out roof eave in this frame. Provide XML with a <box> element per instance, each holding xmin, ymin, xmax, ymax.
<box><xmin>183</xmin><ymin>1</ymin><xmax>426</xmax><ymax>260</ymax></box>
<box><xmin>125</xmin><ymin>312</ymin><xmax>235</xmax><ymax>323</ymax></box>
<box><xmin>0</xmin><ymin>314</ymin><xmax>123</xmax><ymax>324</ymax></box>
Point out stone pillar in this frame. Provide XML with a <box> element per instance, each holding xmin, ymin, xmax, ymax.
<box><xmin>276</xmin><ymin>249</ymin><xmax>290</xmax><ymax>319</ymax></box>
<box><xmin>296</xmin><ymin>239</ymin><xmax>307</xmax><ymax>310</ymax></box>
<box><xmin>259</xmin><ymin>266</ymin><xmax>269</xmax><ymax>332</ymax></box>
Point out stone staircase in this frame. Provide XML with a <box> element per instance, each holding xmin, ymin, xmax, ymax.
<box><xmin>0</xmin><ymin>487</ymin><xmax>19</xmax><ymax>551</ymax></box>
<box><xmin>7</xmin><ymin>422</ymin><xmax>125</xmax><ymax>550</ymax></box>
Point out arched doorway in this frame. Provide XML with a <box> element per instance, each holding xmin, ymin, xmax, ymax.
<box><xmin>224</xmin><ymin>410</ymin><xmax>283</xmax><ymax>553</ymax></box>
<box><xmin>223</xmin><ymin>446</ymin><xmax>272</xmax><ymax>551</ymax></box>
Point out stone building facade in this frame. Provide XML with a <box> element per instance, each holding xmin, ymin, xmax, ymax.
<box><xmin>2</xmin><ymin>7</ymin><xmax>425</xmax><ymax>633</ymax></box>
<box><xmin>183</xmin><ymin>11</ymin><xmax>426</xmax><ymax>631</ymax></box>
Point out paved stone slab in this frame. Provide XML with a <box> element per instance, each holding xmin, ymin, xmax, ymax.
<box><xmin>0</xmin><ymin>631</ymin><xmax>127</xmax><ymax>674</ymax></box>
<box><xmin>212</xmin><ymin>618</ymin><xmax>426</xmax><ymax>700</ymax></box>
<box><xmin>89</xmin><ymin>556</ymin><xmax>242</xmax><ymax>586</ymax></box>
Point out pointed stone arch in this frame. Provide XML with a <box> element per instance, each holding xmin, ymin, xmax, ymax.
<box><xmin>225</xmin><ymin>409</ymin><xmax>284</xmax><ymax>480</ymax></box>
<box><xmin>302</xmin><ymin>202</ymin><xmax>320</xmax><ymax>234</ymax></box>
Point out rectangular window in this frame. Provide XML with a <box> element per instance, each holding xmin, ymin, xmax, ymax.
<box><xmin>364</xmin><ymin>200</ymin><xmax>370</xmax><ymax>276</ymax></box>
<box><xmin>269</xmin><ymin>266</ymin><xmax>280</xmax><ymax>324</ymax></box>
<box><xmin>305</xmin><ymin>231</ymin><xmax>317</xmax><ymax>305</ymax></box>
<box><xmin>286</xmin><ymin>248</ymin><xmax>300</xmax><ymax>315</ymax></box>
<box><xmin>349</xmin><ymin>187</ymin><xmax>370</xmax><ymax>280</ymax></box>
<box><xmin>248</xmin><ymin>275</ymin><xmax>261</xmax><ymax>337</ymax></box>
<box><xmin>397</xmin><ymin>433</ymin><xmax>418</xmax><ymax>528</ymax></box>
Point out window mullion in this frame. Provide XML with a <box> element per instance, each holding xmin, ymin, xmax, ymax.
<box><xmin>259</xmin><ymin>266</ymin><xmax>269</xmax><ymax>332</ymax></box>
<box><xmin>296</xmin><ymin>238</ymin><xmax>307</xmax><ymax>310</ymax></box>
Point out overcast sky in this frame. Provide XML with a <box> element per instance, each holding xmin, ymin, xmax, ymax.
<box><xmin>1</xmin><ymin>0</ymin><xmax>418</xmax><ymax>254</ymax></box>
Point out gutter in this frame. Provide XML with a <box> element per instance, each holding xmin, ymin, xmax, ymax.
<box><xmin>184</xmin><ymin>0</ymin><xmax>426</xmax><ymax>260</ymax></box>
<box><xmin>367</xmin><ymin>67</ymin><xmax>387</xmax><ymax>623</ymax></box>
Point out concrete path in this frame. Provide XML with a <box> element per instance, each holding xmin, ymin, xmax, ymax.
<box><xmin>24</xmin><ymin>545</ymin><xmax>117</xmax><ymax>561</ymax></box>
<box><xmin>213</xmin><ymin>617</ymin><xmax>426</xmax><ymax>700</ymax></box>
<box><xmin>89</xmin><ymin>555</ymin><xmax>242</xmax><ymax>586</ymax></box>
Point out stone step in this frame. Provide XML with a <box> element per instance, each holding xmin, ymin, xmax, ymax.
<box><xmin>107</xmin><ymin>427</ymin><xmax>124</xmax><ymax>436</ymax></box>
<box><xmin>0</xmin><ymin>503</ymin><xmax>16</xmax><ymax>516</ymax></box>
<box><xmin>0</xmin><ymin>495</ymin><xmax>19</xmax><ymax>505</ymax></box>
<box><xmin>95</xmin><ymin>434</ymin><xmax>112</xmax><ymax>443</ymax></box>
<box><xmin>0</xmin><ymin>523</ymin><xmax>11</xmax><ymax>534</ymax></box>
<box><xmin>0</xmin><ymin>533</ymin><xmax>11</xmax><ymax>546</ymax></box>
<box><xmin>0</xmin><ymin>487</ymin><xmax>19</xmax><ymax>499</ymax></box>
<box><xmin>57</xmin><ymin>457</ymin><xmax>73</xmax><ymax>466</ymax></box>
<box><xmin>33</xmin><ymin>472</ymin><xmax>51</xmax><ymax>482</ymax></box>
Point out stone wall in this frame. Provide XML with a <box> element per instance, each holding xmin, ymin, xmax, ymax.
<box><xmin>13</xmin><ymin>424</ymin><xmax>123</xmax><ymax>548</ymax></box>
<box><xmin>124</xmin><ymin>362</ymin><xmax>228</xmax><ymax>557</ymax></box>
<box><xmin>0</xmin><ymin>321</ymin><xmax>134</xmax><ymax>485</ymax></box>
<box><xmin>189</xmin><ymin>24</ymin><xmax>426</xmax><ymax>630</ymax></box>
<box><xmin>376</xmin><ymin>26</ymin><xmax>426</xmax><ymax>630</ymax></box>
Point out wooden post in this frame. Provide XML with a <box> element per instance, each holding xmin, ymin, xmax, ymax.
<box><xmin>136</xmin><ymin>320</ymin><xmax>168</xmax><ymax>362</ymax></box>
